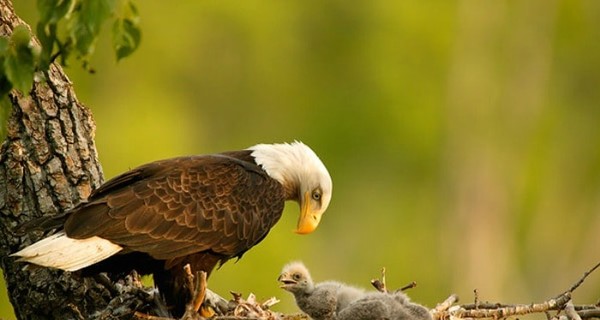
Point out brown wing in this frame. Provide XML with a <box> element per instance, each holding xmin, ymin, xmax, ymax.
<box><xmin>63</xmin><ymin>154</ymin><xmax>285</xmax><ymax>260</ymax></box>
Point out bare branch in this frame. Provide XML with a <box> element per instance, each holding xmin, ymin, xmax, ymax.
<box><xmin>565</xmin><ymin>301</ymin><xmax>583</xmax><ymax>320</ymax></box>
<box><xmin>371</xmin><ymin>267</ymin><xmax>388</xmax><ymax>293</ymax></box>
<box><xmin>399</xmin><ymin>281</ymin><xmax>417</xmax><ymax>292</ymax></box>
<box><xmin>431</xmin><ymin>261</ymin><xmax>600</xmax><ymax>320</ymax></box>
<box><xmin>434</xmin><ymin>294</ymin><xmax>459</xmax><ymax>312</ymax></box>
<box><xmin>564</xmin><ymin>261</ymin><xmax>600</xmax><ymax>295</ymax></box>
<box><xmin>451</xmin><ymin>294</ymin><xmax>571</xmax><ymax>319</ymax></box>
<box><xmin>577</xmin><ymin>309</ymin><xmax>600</xmax><ymax>319</ymax></box>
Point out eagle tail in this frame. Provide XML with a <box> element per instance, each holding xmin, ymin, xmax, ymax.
<box><xmin>11</xmin><ymin>232</ymin><xmax>123</xmax><ymax>271</ymax></box>
<box><xmin>13</xmin><ymin>212</ymin><xmax>70</xmax><ymax>235</ymax></box>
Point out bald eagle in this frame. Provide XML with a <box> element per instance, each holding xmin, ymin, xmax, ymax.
<box><xmin>12</xmin><ymin>141</ymin><xmax>333</xmax><ymax>315</ymax></box>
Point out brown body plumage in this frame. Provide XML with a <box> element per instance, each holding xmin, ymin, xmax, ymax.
<box><xmin>13</xmin><ymin>142</ymin><xmax>333</xmax><ymax>316</ymax></box>
<box><xmin>68</xmin><ymin>151</ymin><xmax>284</xmax><ymax>262</ymax></box>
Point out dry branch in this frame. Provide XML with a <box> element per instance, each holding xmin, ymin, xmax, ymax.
<box><xmin>432</xmin><ymin>261</ymin><xmax>600</xmax><ymax>320</ymax></box>
<box><xmin>399</xmin><ymin>281</ymin><xmax>418</xmax><ymax>292</ymax></box>
<box><xmin>565</xmin><ymin>301</ymin><xmax>583</xmax><ymax>320</ymax></box>
<box><xmin>435</xmin><ymin>294</ymin><xmax>460</xmax><ymax>312</ymax></box>
<box><xmin>371</xmin><ymin>267</ymin><xmax>388</xmax><ymax>293</ymax></box>
<box><xmin>563</xmin><ymin>261</ymin><xmax>600</xmax><ymax>296</ymax></box>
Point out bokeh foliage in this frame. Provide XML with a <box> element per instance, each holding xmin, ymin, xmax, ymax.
<box><xmin>2</xmin><ymin>1</ymin><xmax>600</xmax><ymax>319</ymax></box>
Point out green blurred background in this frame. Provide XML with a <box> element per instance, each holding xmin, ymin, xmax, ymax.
<box><xmin>2</xmin><ymin>1</ymin><xmax>600</xmax><ymax>319</ymax></box>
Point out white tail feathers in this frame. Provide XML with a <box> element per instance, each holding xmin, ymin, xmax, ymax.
<box><xmin>11</xmin><ymin>232</ymin><xmax>123</xmax><ymax>271</ymax></box>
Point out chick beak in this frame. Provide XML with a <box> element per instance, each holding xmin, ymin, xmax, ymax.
<box><xmin>278</xmin><ymin>274</ymin><xmax>296</xmax><ymax>288</ymax></box>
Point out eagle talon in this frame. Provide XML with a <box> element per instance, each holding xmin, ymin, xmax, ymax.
<box><xmin>199</xmin><ymin>305</ymin><xmax>215</xmax><ymax>318</ymax></box>
<box><xmin>202</xmin><ymin>289</ymin><xmax>231</xmax><ymax>315</ymax></box>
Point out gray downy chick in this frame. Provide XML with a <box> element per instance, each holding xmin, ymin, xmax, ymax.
<box><xmin>337</xmin><ymin>291</ymin><xmax>432</xmax><ymax>320</ymax></box>
<box><xmin>278</xmin><ymin>261</ymin><xmax>365</xmax><ymax>320</ymax></box>
<box><xmin>391</xmin><ymin>291</ymin><xmax>432</xmax><ymax>320</ymax></box>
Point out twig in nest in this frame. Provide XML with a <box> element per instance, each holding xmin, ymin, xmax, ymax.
<box><xmin>371</xmin><ymin>267</ymin><xmax>387</xmax><ymax>293</ymax></box>
<box><xmin>381</xmin><ymin>267</ymin><xmax>386</xmax><ymax>292</ymax></box>
<box><xmin>219</xmin><ymin>292</ymin><xmax>279</xmax><ymax>319</ymax></box>
<box><xmin>434</xmin><ymin>294</ymin><xmax>459</xmax><ymax>312</ymax></box>
<box><xmin>371</xmin><ymin>279</ymin><xmax>385</xmax><ymax>293</ymax></box>
<box><xmin>371</xmin><ymin>267</ymin><xmax>417</xmax><ymax>293</ymax></box>
<box><xmin>577</xmin><ymin>309</ymin><xmax>600</xmax><ymax>319</ymax></box>
<box><xmin>398</xmin><ymin>281</ymin><xmax>417</xmax><ymax>292</ymax></box>
<box><xmin>261</xmin><ymin>296</ymin><xmax>280</xmax><ymax>309</ymax></box>
<box><xmin>565</xmin><ymin>301</ymin><xmax>582</xmax><ymax>320</ymax></box>
<box><xmin>67</xmin><ymin>303</ymin><xmax>85</xmax><ymax>320</ymax></box>
<box><xmin>133</xmin><ymin>312</ymin><xmax>174</xmax><ymax>320</ymax></box>
<box><xmin>230</xmin><ymin>291</ymin><xmax>243</xmax><ymax>302</ymax></box>
<box><xmin>474</xmin><ymin>288</ymin><xmax>480</xmax><ymax>309</ymax></box>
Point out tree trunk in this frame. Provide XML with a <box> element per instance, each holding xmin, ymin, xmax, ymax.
<box><xmin>0</xmin><ymin>1</ymin><xmax>153</xmax><ymax>319</ymax></box>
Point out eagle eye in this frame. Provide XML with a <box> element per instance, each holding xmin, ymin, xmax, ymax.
<box><xmin>311</xmin><ymin>190</ymin><xmax>321</xmax><ymax>201</ymax></box>
<box><xmin>293</xmin><ymin>273</ymin><xmax>301</xmax><ymax>281</ymax></box>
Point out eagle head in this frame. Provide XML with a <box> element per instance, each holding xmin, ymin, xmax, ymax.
<box><xmin>249</xmin><ymin>141</ymin><xmax>333</xmax><ymax>234</ymax></box>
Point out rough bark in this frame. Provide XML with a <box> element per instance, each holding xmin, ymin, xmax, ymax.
<box><xmin>0</xmin><ymin>1</ymin><xmax>154</xmax><ymax>319</ymax></box>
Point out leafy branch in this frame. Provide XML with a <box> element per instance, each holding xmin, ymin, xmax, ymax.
<box><xmin>0</xmin><ymin>0</ymin><xmax>141</xmax><ymax>96</ymax></box>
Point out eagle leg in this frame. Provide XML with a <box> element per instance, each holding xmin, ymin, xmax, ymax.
<box><xmin>180</xmin><ymin>265</ymin><xmax>208</xmax><ymax>318</ymax></box>
<box><xmin>191</xmin><ymin>271</ymin><xmax>207</xmax><ymax>313</ymax></box>
<box><xmin>180</xmin><ymin>265</ymin><xmax>229</xmax><ymax>318</ymax></box>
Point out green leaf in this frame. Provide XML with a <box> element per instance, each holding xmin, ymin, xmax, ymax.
<box><xmin>10</xmin><ymin>25</ymin><xmax>32</xmax><ymax>49</ymax></box>
<box><xmin>52</xmin><ymin>0</ymin><xmax>74</xmax><ymax>24</ymax></box>
<box><xmin>36</xmin><ymin>0</ymin><xmax>74</xmax><ymax>69</ymax></box>
<box><xmin>125</xmin><ymin>0</ymin><xmax>140</xmax><ymax>23</ymax></box>
<box><xmin>4</xmin><ymin>26</ymin><xmax>37</xmax><ymax>93</ymax></box>
<box><xmin>70</xmin><ymin>0</ymin><xmax>117</xmax><ymax>56</ymax></box>
<box><xmin>4</xmin><ymin>55</ymin><xmax>34</xmax><ymax>94</ymax></box>
<box><xmin>37</xmin><ymin>0</ymin><xmax>58</xmax><ymax>25</ymax></box>
<box><xmin>112</xmin><ymin>18</ymin><xmax>141</xmax><ymax>61</ymax></box>
<box><xmin>112</xmin><ymin>0</ymin><xmax>141</xmax><ymax>61</ymax></box>
<box><xmin>37</xmin><ymin>0</ymin><xmax>73</xmax><ymax>25</ymax></box>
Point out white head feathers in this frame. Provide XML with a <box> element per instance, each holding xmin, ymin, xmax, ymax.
<box><xmin>248</xmin><ymin>141</ymin><xmax>333</xmax><ymax>233</ymax></box>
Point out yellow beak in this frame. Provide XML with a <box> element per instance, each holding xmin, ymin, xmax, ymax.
<box><xmin>295</xmin><ymin>191</ymin><xmax>322</xmax><ymax>234</ymax></box>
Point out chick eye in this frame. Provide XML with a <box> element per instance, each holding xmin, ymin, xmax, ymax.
<box><xmin>312</xmin><ymin>191</ymin><xmax>321</xmax><ymax>201</ymax></box>
<box><xmin>293</xmin><ymin>273</ymin><xmax>301</xmax><ymax>280</ymax></box>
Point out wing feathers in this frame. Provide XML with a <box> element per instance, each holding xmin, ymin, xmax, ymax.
<box><xmin>63</xmin><ymin>154</ymin><xmax>285</xmax><ymax>261</ymax></box>
<box><xmin>125</xmin><ymin>208</ymin><xmax>164</xmax><ymax>233</ymax></box>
